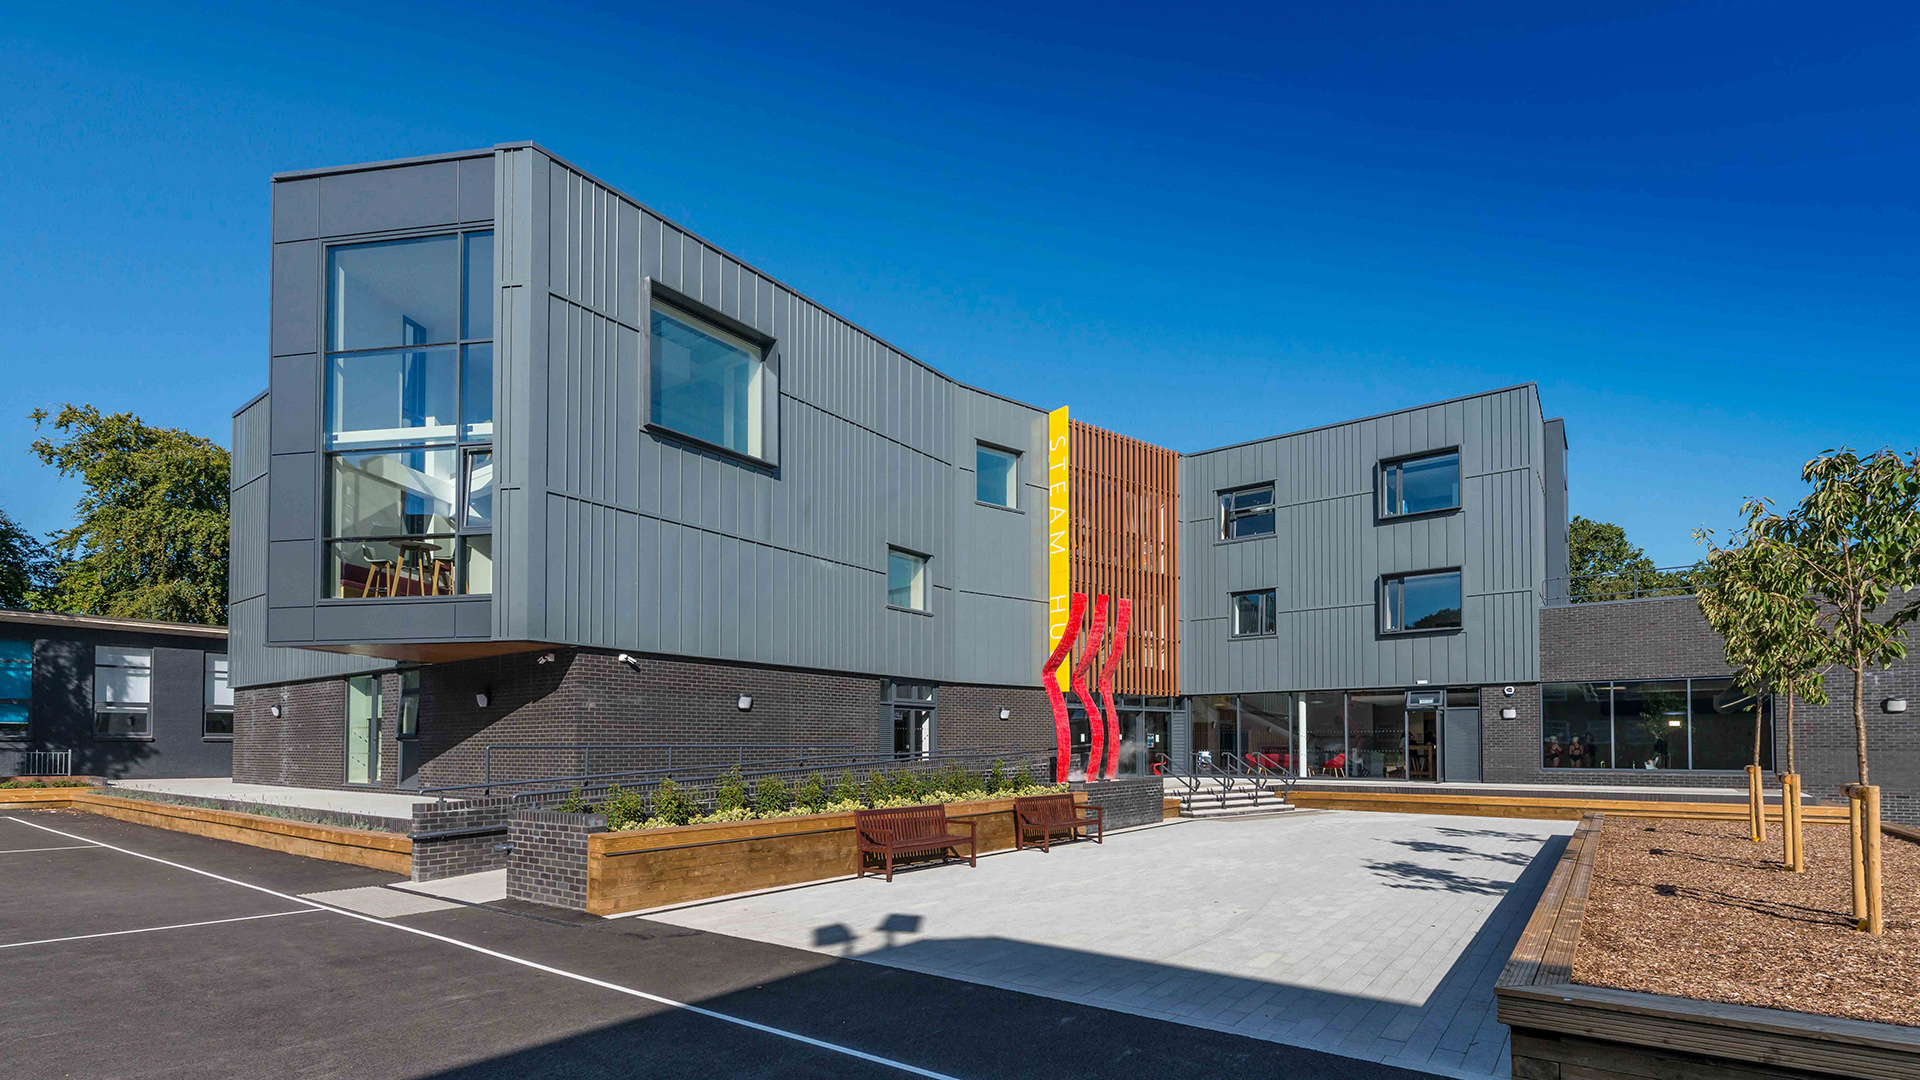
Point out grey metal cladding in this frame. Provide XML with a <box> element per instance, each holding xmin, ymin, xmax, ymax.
<box><xmin>496</xmin><ymin>146</ymin><xmax>1046</xmax><ymax>686</ymax></box>
<box><xmin>269</xmin><ymin>241</ymin><xmax>317</xmax><ymax>357</ymax></box>
<box><xmin>268</xmin><ymin>354</ymin><xmax>318</xmax><ymax>455</ymax></box>
<box><xmin>1180</xmin><ymin>385</ymin><xmax>1544</xmax><ymax>694</ymax></box>
<box><xmin>318</xmin><ymin>160</ymin><xmax>460</xmax><ymax>236</ymax></box>
<box><xmin>229</xmin><ymin>598</ymin><xmax>391</xmax><ymax>689</ymax></box>
<box><xmin>266</xmin><ymin>454</ymin><xmax>316</xmax><ymax>542</ymax></box>
<box><xmin>232</xmin><ymin>395</ymin><xmax>269</xmax><ymax>486</ymax></box>
<box><xmin>272</xmin><ymin>178</ymin><xmax>318</xmax><ymax>242</ymax></box>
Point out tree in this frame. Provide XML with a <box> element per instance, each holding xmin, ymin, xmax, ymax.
<box><xmin>1569</xmin><ymin>516</ymin><xmax>1695</xmax><ymax>602</ymax></box>
<box><xmin>28</xmin><ymin>404</ymin><xmax>230</xmax><ymax>625</ymax></box>
<box><xmin>1750</xmin><ymin>447</ymin><xmax>1920</xmax><ymax>933</ymax></box>
<box><xmin>0</xmin><ymin>506</ymin><xmax>56</xmax><ymax>610</ymax></box>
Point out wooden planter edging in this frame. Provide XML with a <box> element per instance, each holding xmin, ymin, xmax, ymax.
<box><xmin>1287</xmin><ymin>789</ymin><xmax>1850</xmax><ymax>825</ymax></box>
<box><xmin>0</xmin><ymin>790</ymin><xmax>410</xmax><ymax>875</ymax></box>
<box><xmin>585</xmin><ymin>794</ymin><xmax>1086</xmax><ymax>916</ymax></box>
<box><xmin>1495</xmin><ymin>812</ymin><xmax>1920</xmax><ymax>1080</ymax></box>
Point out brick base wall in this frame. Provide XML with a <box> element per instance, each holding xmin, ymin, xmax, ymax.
<box><xmin>1073</xmin><ymin>776</ymin><xmax>1165</xmax><ymax>829</ymax></box>
<box><xmin>409</xmin><ymin>796</ymin><xmax>515</xmax><ymax>881</ymax></box>
<box><xmin>507</xmin><ymin>809</ymin><xmax>604</xmax><ymax>910</ymax></box>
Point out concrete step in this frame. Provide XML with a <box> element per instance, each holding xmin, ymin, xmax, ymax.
<box><xmin>1183</xmin><ymin>801</ymin><xmax>1300</xmax><ymax>819</ymax></box>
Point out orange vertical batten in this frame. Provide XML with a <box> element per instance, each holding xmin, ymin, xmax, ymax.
<box><xmin>1067</xmin><ymin>420</ymin><xmax>1179</xmax><ymax>697</ymax></box>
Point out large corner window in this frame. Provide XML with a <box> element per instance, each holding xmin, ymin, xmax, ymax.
<box><xmin>650</xmin><ymin>298</ymin><xmax>769</xmax><ymax>460</ymax></box>
<box><xmin>1380</xmin><ymin>450</ymin><xmax>1461</xmax><ymax>518</ymax></box>
<box><xmin>1380</xmin><ymin>569</ymin><xmax>1463</xmax><ymax>633</ymax></box>
<box><xmin>94</xmin><ymin>646</ymin><xmax>152</xmax><ymax>739</ymax></box>
<box><xmin>1230</xmin><ymin>589</ymin><xmax>1277</xmax><ymax>637</ymax></box>
<box><xmin>325</xmin><ymin>230</ymin><xmax>493</xmax><ymax>599</ymax></box>
<box><xmin>1543</xmin><ymin>678</ymin><xmax>1770</xmax><ymax>771</ymax></box>
<box><xmin>1218</xmin><ymin>483</ymin><xmax>1275</xmax><ymax>540</ymax></box>
<box><xmin>888</xmin><ymin>548</ymin><xmax>929</xmax><ymax>612</ymax></box>
<box><xmin>0</xmin><ymin>639</ymin><xmax>29</xmax><ymax>734</ymax></box>
<box><xmin>204</xmin><ymin>655</ymin><xmax>234</xmax><ymax>738</ymax></box>
<box><xmin>976</xmin><ymin>444</ymin><xmax>1019</xmax><ymax>508</ymax></box>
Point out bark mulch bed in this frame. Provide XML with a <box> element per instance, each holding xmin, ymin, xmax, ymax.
<box><xmin>1573</xmin><ymin>816</ymin><xmax>1919</xmax><ymax>1027</ymax></box>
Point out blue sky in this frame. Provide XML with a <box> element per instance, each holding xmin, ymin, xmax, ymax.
<box><xmin>2</xmin><ymin>1</ymin><xmax>1916</xmax><ymax>565</ymax></box>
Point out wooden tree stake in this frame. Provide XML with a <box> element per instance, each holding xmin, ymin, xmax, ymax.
<box><xmin>1848</xmin><ymin>785</ymin><xmax>1867</xmax><ymax>927</ymax></box>
<box><xmin>1864</xmin><ymin>784</ymin><xmax>1884</xmax><ymax>936</ymax></box>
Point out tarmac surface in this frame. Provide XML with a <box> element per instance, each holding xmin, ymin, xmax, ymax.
<box><xmin>1</xmin><ymin>810</ymin><xmax>1439</xmax><ymax>1079</ymax></box>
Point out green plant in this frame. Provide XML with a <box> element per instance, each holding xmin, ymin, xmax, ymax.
<box><xmin>829</xmin><ymin>771</ymin><xmax>859</xmax><ymax>805</ymax></box>
<box><xmin>753</xmin><ymin>774</ymin><xmax>791</xmax><ymax>816</ymax></box>
<box><xmin>0</xmin><ymin>778</ymin><xmax>90</xmax><ymax>789</ymax></box>
<box><xmin>555</xmin><ymin>787</ymin><xmax>589</xmax><ymax>814</ymax></box>
<box><xmin>650</xmin><ymin>777</ymin><xmax>699</xmax><ymax>827</ymax></box>
<box><xmin>600</xmin><ymin>785</ymin><xmax>648</xmax><ymax>830</ymax></box>
<box><xmin>861</xmin><ymin>771</ymin><xmax>891</xmax><ymax>807</ymax></box>
<box><xmin>794</xmin><ymin>774</ymin><xmax>828</xmax><ymax>814</ymax></box>
<box><xmin>715</xmin><ymin>766</ymin><xmax>749</xmax><ymax>814</ymax></box>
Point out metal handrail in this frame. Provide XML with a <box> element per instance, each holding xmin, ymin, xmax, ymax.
<box><xmin>1544</xmin><ymin>565</ymin><xmax>1702</xmax><ymax>604</ymax></box>
<box><xmin>480</xmin><ymin>742</ymin><xmax>864</xmax><ymax>794</ymax></box>
<box><xmin>421</xmin><ymin>745</ymin><xmax>1053</xmax><ymax>807</ymax></box>
<box><xmin>1152</xmin><ymin>750</ymin><xmax>1296</xmax><ymax>813</ymax></box>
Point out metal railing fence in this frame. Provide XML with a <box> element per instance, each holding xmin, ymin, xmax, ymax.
<box><xmin>477</xmin><ymin>742</ymin><xmax>864</xmax><ymax>795</ymax></box>
<box><xmin>15</xmin><ymin>749</ymin><xmax>73</xmax><ymax>777</ymax></box>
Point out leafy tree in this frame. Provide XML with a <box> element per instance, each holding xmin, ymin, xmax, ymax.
<box><xmin>29</xmin><ymin>405</ymin><xmax>229</xmax><ymax>624</ymax></box>
<box><xmin>1569</xmin><ymin>516</ymin><xmax>1696</xmax><ymax>602</ymax></box>
<box><xmin>0</xmin><ymin>506</ymin><xmax>56</xmax><ymax>610</ymax></box>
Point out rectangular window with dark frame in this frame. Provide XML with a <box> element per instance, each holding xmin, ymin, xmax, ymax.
<box><xmin>1380</xmin><ymin>569</ymin><xmax>1463</xmax><ymax>633</ymax></box>
<box><xmin>976</xmin><ymin>444</ymin><xmax>1019</xmax><ymax>508</ymax></box>
<box><xmin>883</xmin><ymin>680</ymin><xmax>937</xmax><ymax>759</ymax></box>
<box><xmin>324</xmin><ymin>229</ymin><xmax>493</xmax><ymax>600</ymax></box>
<box><xmin>1380</xmin><ymin>450</ymin><xmax>1461</xmax><ymax>518</ymax></box>
<box><xmin>1541</xmin><ymin>678</ymin><xmax>1769</xmax><ymax>771</ymax></box>
<box><xmin>650</xmin><ymin>298</ymin><xmax>769</xmax><ymax>460</ymax></box>
<box><xmin>93</xmin><ymin>646</ymin><xmax>152</xmax><ymax>739</ymax></box>
<box><xmin>1218</xmin><ymin>483</ymin><xmax>1275</xmax><ymax>540</ymax></box>
<box><xmin>1230</xmin><ymin>589</ymin><xmax>1277</xmax><ymax>637</ymax></box>
<box><xmin>203</xmin><ymin>654</ymin><xmax>233</xmax><ymax>738</ymax></box>
<box><xmin>887</xmin><ymin>548</ymin><xmax>929</xmax><ymax>612</ymax></box>
<box><xmin>0</xmin><ymin>639</ymin><xmax>29</xmax><ymax>734</ymax></box>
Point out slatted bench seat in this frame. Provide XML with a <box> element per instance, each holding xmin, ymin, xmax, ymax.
<box><xmin>1014</xmin><ymin>793</ymin><xmax>1102</xmax><ymax>852</ymax></box>
<box><xmin>854</xmin><ymin>804</ymin><xmax>977</xmax><ymax>881</ymax></box>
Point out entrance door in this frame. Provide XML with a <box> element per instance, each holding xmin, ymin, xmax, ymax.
<box><xmin>892</xmin><ymin>707</ymin><xmax>932</xmax><ymax>759</ymax></box>
<box><xmin>1407</xmin><ymin>709</ymin><xmax>1440</xmax><ymax>781</ymax></box>
<box><xmin>1443</xmin><ymin>707</ymin><xmax>1482</xmax><ymax>782</ymax></box>
<box><xmin>345</xmin><ymin>675</ymin><xmax>381</xmax><ymax>786</ymax></box>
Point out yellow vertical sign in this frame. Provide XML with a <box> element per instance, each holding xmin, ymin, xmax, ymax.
<box><xmin>1046</xmin><ymin>407</ymin><xmax>1072</xmax><ymax>655</ymax></box>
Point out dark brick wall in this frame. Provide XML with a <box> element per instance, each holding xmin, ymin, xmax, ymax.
<box><xmin>507</xmin><ymin>809</ymin><xmax>604</xmax><ymax>910</ymax></box>
<box><xmin>409</xmin><ymin>796</ymin><xmax>515</xmax><ymax>881</ymax></box>
<box><xmin>235</xmin><ymin>648</ymin><xmax>1052</xmax><ymax>795</ymax></box>
<box><xmin>1073</xmin><ymin>776</ymin><xmax>1165</xmax><ymax>829</ymax></box>
<box><xmin>1541</xmin><ymin>596</ymin><xmax>1737</xmax><ymax>682</ymax></box>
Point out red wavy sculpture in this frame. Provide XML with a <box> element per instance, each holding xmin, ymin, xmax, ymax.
<box><xmin>1074</xmin><ymin>595</ymin><xmax>1108</xmax><ymax>783</ymax></box>
<box><xmin>1099</xmin><ymin>598</ymin><xmax>1131</xmax><ymax>780</ymax></box>
<box><xmin>1040</xmin><ymin>592</ymin><xmax>1086</xmax><ymax>784</ymax></box>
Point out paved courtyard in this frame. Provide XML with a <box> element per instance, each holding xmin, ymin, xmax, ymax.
<box><xmin>647</xmin><ymin>810</ymin><xmax>1574</xmax><ymax>1079</ymax></box>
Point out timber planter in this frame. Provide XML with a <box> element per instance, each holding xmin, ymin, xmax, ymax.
<box><xmin>1496</xmin><ymin>813</ymin><xmax>1920</xmax><ymax>1080</ymax></box>
<box><xmin>579</xmin><ymin>794</ymin><xmax>1087</xmax><ymax>916</ymax></box>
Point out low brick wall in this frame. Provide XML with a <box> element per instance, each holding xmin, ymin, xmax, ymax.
<box><xmin>410</xmin><ymin>797</ymin><xmax>516</xmax><ymax>882</ymax></box>
<box><xmin>1073</xmin><ymin>776</ymin><xmax>1166</xmax><ymax>829</ymax></box>
<box><xmin>508</xmin><ymin>809</ymin><xmax>606</xmax><ymax>910</ymax></box>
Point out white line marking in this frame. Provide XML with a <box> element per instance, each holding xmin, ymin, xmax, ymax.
<box><xmin>0</xmin><ymin>844</ymin><xmax>101</xmax><ymax>854</ymax></box>
<box><xmin>3</xmin><ymin>816</ymin><xmax>963</xmax><ymax>1080</ymax></box>
<box><xmin>1</xmin><ymin>909</ymin><xmax>317</xmax><ymax>950</ymax></box>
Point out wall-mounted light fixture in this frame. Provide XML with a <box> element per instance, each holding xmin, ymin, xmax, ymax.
<box><xmin>1667</xmin><ymin>719</ymin><xmax>1683</xmax><ymax>728</ymax></box>
<box><xmin>269</xmin><ymin>704</ymin><xmax>282</xmax><ymax>718</ymax></box>
<box><xmin>737</xmin><ymin>694</ymin><xmax>753</xmax><ymax>712</ymax></box>
<box><xmin>1887</xmin><ymin>698</ymin><xmax>1909</xmax><ymax>714</ymax></box>
<box><xmin>617</xmin><ymin>653</ymin><xmax>640</xmax><ymax>670</ymax></box>
<box><xmin>1500</xmin><ymin>707</ymin><xmax>1518</xmax><ymax>720</ymax></box>
<box><xmin>475</xmin><ymin>690</ymin><xmax>491</xmax><ymax>709</ymax></box>
<box><xmin>1503</xmin><ymin>686</ymin><xmax>1516</xmax><ymax>697</ymax></box>
<box><xmin>537</xmin><ymin>652</ymin><xmax>556</xmax><ymax>665</ymax></box>
<box><xmin>998</xmin><ymin>707</ymin><xmax>1012</xmax><ymax>721</ymax></box>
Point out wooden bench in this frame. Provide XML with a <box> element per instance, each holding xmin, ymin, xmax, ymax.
<box><xmin>1014</xmin><ymin>793</ymin><xmax>1102</xmax><ymax>852</ymax></box>
<box><xmin>854</xmin><ymin>804</ymin><xmax>977</xmax><ymax>881</ymax></box>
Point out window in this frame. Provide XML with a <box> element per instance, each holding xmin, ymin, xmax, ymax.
<box><xmin>345</xmin><ymin>674</ymin><xmax>381</xmax><ymax>785</ymax></box>
<box><xmin>1230</xmin><ymin>589</ymin><xmax>1277</xmax><ymax>637</ymax></box>
<box><xmin>1380</xmin><ymin>569</ymin><xmax>1463</xmax><ymax>633</ymax></box>
<box><xmin>1541</xmin><ymin>678</ymin><xmax>1770</xmax><ymax>771</ymax></box>
<box><xmin>397</xmin><ymin>670</ymin><xmax>421</xmax><ymax>739</ymax></box>
<box><xmin>1218</xmin><ymin>483</ymin><xmax>1275</xmax><ymax>540</ymax></box>
<box><xmin>94</xmin><ymin>646</ymin><xmax>152</xmax><ymax>739</ymax></box>
<box><xmin>0</xmin><ymin>639</ymin><xmax>29</xmax><ymax>733</ymax></box>
<box><xmin>650</xmin><ymin>299</ymin><xmax>768</xmax><ymax>459</ymax></box>
<box><xmin>1380</xmin><ymin>450</ymin><xmax>1461</xmax><ymax>518</ymax></box>
<box><xmin>325</xmin><ymin>230</ymin><xmax>493</xmax><ymax>599</ymax></box>
<box><xmin>203</xmin><ymin>655</ymin><xmax>233</xmax><ymax>738</ymax></box>
<box><xmin>882</xmin><ymin>680</ymin><xmax>937</xmax><ymax>758</ymax></box>
<box><xmin>888</xmin><ymin>548</ymin><xmax>928</xmax><ymax>611</ymax></box>
<box><xmin>976</xmin><ymin>444</ymin><xmax>1018</xmax><ymax>508</ymax></box>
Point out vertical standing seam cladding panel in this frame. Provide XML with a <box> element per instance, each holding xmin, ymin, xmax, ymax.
<box><xmin>494</xmin><ymin>146</ymin><xmax>1047</xmax><ymax>686</ymax></box>
<box><xmin>1179</xmin><ymin>386</ymin><xmax>1544</xmax><ymax>695</ymax></box>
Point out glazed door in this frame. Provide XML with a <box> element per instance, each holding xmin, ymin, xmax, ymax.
<box><xmin>345</xmin><ymin>675</ymin><xmax>381</xmax><ymax>785</ymax></box>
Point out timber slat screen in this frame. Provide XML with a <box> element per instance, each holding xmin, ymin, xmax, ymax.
<box><xmin>1069</xmin><ymin>420</ymin><xmax>1179</xmax><ymax>696</ymax></box>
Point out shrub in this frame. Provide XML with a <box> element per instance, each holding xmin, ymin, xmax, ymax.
<box><xmin>601</xmin><ymin>786</ymin><xmax>648</xmax><ymax>830</ymax></box>
<box><xmin>698</xmin><ymin>807</ymin><xmax>755</xmax><ymax>824</ymax></box>
<box><xmin>650</xmin><ymin>777</ymin><xmax>698</xmax><ymax>826</ymax></box>
<box><xmin>794</xmin><ymin>774</ymin><xmax>828</xmax><ymax>814</ymax></box>
<box><xmin>984</xmin><ymin>761</ymin><xmax>1008</xmax><ymax>795</ymax></box>
<box><xmin>0</xmin><ymin>778</ymin><xmax>90</xmax><ymax>789</ymax></box>
<box><xmin>822</xmin><ymin>797</ymin><xmax>864</xmax><ymax>814</ymax></box>
<box><xmin>555</xmin><ymin>787</ymin><xmax>589</xmax><ymax>814</ymax></box>
<box><xmin>714</xmin><ymin>766</ymin><xmax>749</xmax><ymax>814</ymax></box>
<box><xmin>861</xmin><ymin>771</ymin><xmax>891</xmax><ymax>807</ymax></box>
<box><xmin>753</xmin><ymin>774</ymin><xmax>791</xmax><ymax>817</ymax></box>
<box><xmin>829</xmin><ymin>771</ymin><xmax>859</xmax><ymax>805</ymax></box>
